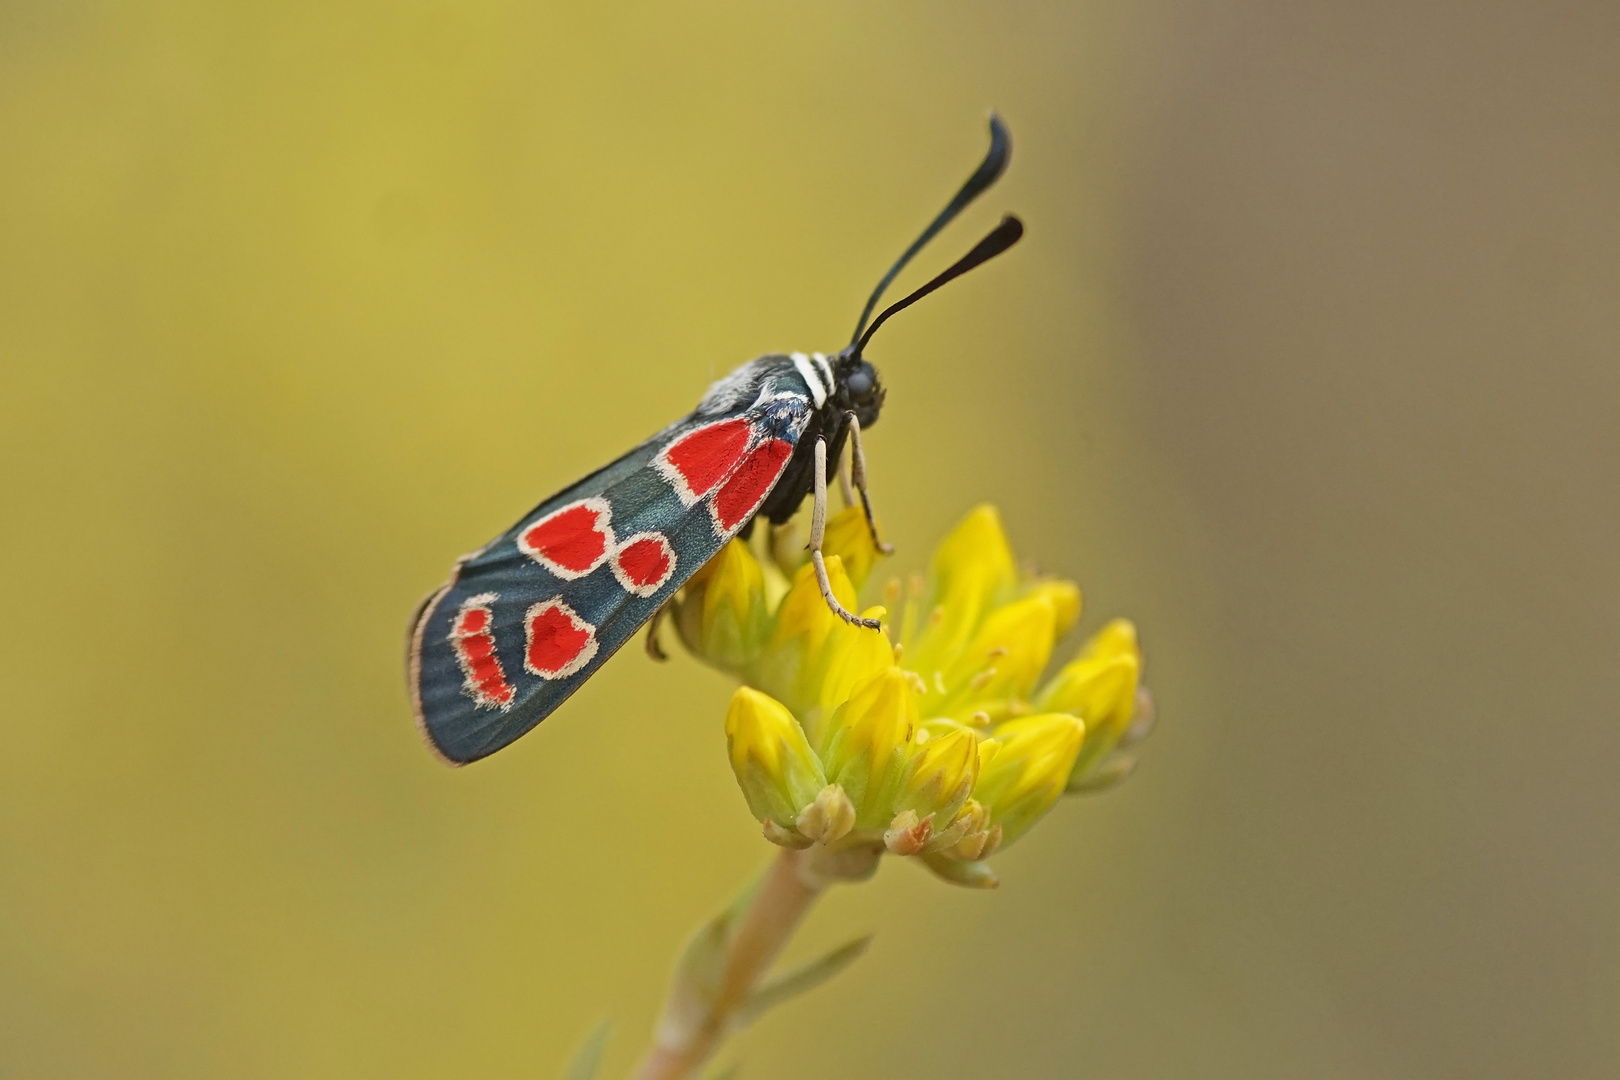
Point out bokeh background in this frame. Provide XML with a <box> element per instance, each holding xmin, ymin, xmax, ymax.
<box><xmin>3</xmin><ymin>2</ymin><xmax>1617</xmax><ymax>1077</ymax></box>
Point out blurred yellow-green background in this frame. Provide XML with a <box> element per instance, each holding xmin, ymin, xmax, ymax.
<box><xmin>4</xmin><ymin>2</ymin><xmax>1617</xmax><ymax>1077</ymax></box>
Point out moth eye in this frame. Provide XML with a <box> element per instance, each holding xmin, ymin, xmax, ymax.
<box><xmin>845</xmin><ymin>370</ymin><xmax>873</xmax><ymax>396</ymax></box>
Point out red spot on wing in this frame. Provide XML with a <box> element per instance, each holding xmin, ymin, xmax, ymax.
<box><xmin>611</xmin><ymin>532</ymin><xmax>676</xmax><ymax>596</ymax></box>
<box><xmin>659</xmin><ymin>417</ymin><xmax>752</xmax><ymax>503</ymax></box>
<box><xmin>712</xmin><ymin>438</ymin><xmax>794</xmax><ymax>533</ymax></box>
<box><xmin>616</xmin><ymin>537</ymin><xmax>672</xmax><ymax>586</ymax></box>
<box><xmin>450</xmin><ymin>594</ymin><xmax>515</xmax><ymax>710</ymax></box>
<box><xmin>519</xmin><ymin>499</ymin><xmax>614</xmax><ymax>578</ymax></box>
<box><xmin>524</xmin><ymin>598</ymin><xmax>600</xmax><ymax>680</ymax></box>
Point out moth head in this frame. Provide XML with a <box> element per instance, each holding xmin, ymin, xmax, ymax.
<box><xmin>833</xmin><ymin>351</ymin><xmax>885</xmax><ymax>428</ymax></box>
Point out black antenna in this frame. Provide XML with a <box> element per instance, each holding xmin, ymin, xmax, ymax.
<box><xmin>849</xmin><ymin>113</ymin><xmax>1012</xmax><ymax>346</ymax></box>
<box><xmin>851</xmin><ymin>215</ymin><xmax>1024</xmax><ymax>357</ymax></box>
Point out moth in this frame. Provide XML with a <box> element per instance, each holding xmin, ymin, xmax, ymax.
<box><xmin>409</xmin><ymin>115</ymin><xmax>1023</xmax><ymax>765</ymax></box>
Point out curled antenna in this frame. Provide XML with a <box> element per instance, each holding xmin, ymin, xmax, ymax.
<box><xmin>849</xmin><ymin>113</ymin><xmax>1012</xmax><ymax>345</ymax></box>
<box><xmin>851</xmin><ymin>215</ymin><xmax>1024</xmax><ymax>357</ymax></box>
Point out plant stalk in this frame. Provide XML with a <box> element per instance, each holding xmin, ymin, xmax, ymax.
<box><xmin>631</xmin><ymin>843</ymin><xmax>877</xmax><ymax>1080</ymax></box>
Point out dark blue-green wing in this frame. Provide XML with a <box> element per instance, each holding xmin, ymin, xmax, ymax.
<box><xmin>409</xmin><ymin>373</ymin><xmax>814</xmax><ymax>764</ymax></box>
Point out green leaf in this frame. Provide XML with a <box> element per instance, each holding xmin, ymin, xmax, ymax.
<box><xmin>672</xmin><ymin>909</ymin><xmax>734</xmax><ymax>1006</ymax></box>
<box><xmin>704</xmin><ymin>1065</ymin><xmax>740</xmax><ymax>1080</ymax></box>
<box><xmin>561</xmin><ymin>1019</ymin><xmax>611</xmax><ymax>1080</ymax></box>
<box><xmin>735</xmin><ymin>934</ymin><xmax>872</xmax><ymax>1027</ymax></box>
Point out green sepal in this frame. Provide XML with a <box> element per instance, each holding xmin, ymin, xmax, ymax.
<box><xmin>1066</xmin><ymin>754</ymin><xmax>1136</xmax><ymax>794</ymax></box>
<box><xmin>920</xmin><ymin>852</ymin><xmax>1000</xmax><ymax>889</ymax></box>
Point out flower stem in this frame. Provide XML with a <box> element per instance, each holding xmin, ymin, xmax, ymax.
<box><xmin>630</xmin><ymin>847</ymin><xmax>825</xmax><ymax>1080</ymax></box>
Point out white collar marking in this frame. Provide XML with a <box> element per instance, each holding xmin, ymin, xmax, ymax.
<box><xmin>812</xmin><ymin>352</ymin><xmax>836</xmax><ymax>397</ymax></box>
<box><xmin>791</xmin><ymin>351</ymin><xmax>828</xmax><ymax>408</ymax></box>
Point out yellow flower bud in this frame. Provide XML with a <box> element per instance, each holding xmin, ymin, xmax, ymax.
<box><xmin>894</xmin><ymin>726</ymin><xmax>980</xmax><ymax>826</ymax></box>
<box><xmin>972</xmin><ymin>713</ymin><xmax>1085</xmax><ymax>847</ymax></box>
<box><xmin>1035</xmin><ymin>618</ymin><xmax>1142</xmax><ymax>784</ymax></box>
<box><xmin>724</xmin><ymin>687</ymin><xmax>827</xmax><ymax>836</ymax></box>
<box><xmin>815</xmin><ymin>667</ymin><xmax>918</xmax><ymax>829</ymax></box>
<box><xmin>675</xmin><ymin>538</ymin><xmax>770</xmax><ymax>672</ymax></box>
<box><xmin>821</xmin><ymin>505</ymin><xmax>882</xmax><ymax>590</ymax></box>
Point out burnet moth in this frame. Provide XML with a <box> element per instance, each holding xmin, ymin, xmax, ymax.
<box><xmin>409</xmin><ymin>115</ymin><xmax>1024</xmax><ymax>765</ymax></box>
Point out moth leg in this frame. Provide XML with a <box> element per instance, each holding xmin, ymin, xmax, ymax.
<box><xmin>810</xmin><ymin>436</ymin><xmax>882</xmax><ymax>630</ymax></box>
<box><xmin>644</xmin><ymin>600</ymin><xmax>669</xmax><ymax>662</ymax></box>
<box><xmin>837</xmin><ymin>445</ymin><xmax>855</xmax><ymax>507</ymax></box>
<box><xmin>843</xmin><ymin>411</ymin><xmax>896</xmax><ymax>554</ymax></box>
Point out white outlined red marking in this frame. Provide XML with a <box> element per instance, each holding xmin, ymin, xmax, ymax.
<box><xmin>610</xmin><ymin>531</ymin><xmax>677</xmax><ymax>597</ymax></box>
<box><xmin>711</xmin><ymin>437</ymin><xmax>794</xmax><ymax>534</ymax></box>
<box><xmin>655</xmin><ymin>417</ymin><xmax>752</xmax><ymax>506</ymax></box>
<box><xmin>523</xmin><ymin>597</ymin><xmax>600</xmax><ymax>680</ymax></box>
<box><xmin>448</xmin><ymin>592</ymin><xmax>516</xmax><ymax>710</ymax></box>
<box><xmin>518</xmin><ymin>497</ymin><xmax>615</xmax><ymax>579</ymax></box>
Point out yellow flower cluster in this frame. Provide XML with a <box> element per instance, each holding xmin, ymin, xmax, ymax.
<box><xmin>671</xmin><ymin>504</ymin><xmax>1151</xmax><ymax>888</ymax></box>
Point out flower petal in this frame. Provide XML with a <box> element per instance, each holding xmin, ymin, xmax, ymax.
<box><xmin>822</xmin><ymin>505</ymin><xmax>882</xmax><ymax>590</ymax></box>
<box><xmin>816</xmin><ymin>606</ymin><xmax>896</xmax><ymax>722</ymax></box>
<box><xmin>904</xmin><ymin>505</ymin><xmax>1018</xmax><ymax>677</ymax></box>
<box><xmin>748</xmin><ymin>555</ymin><xmax>889</xmax><ymax>722</ymax></box>
<box><xmin>934</xmin><ymin>589</ymin><xmax>1061</xmax><ymax>717</ymax></box>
